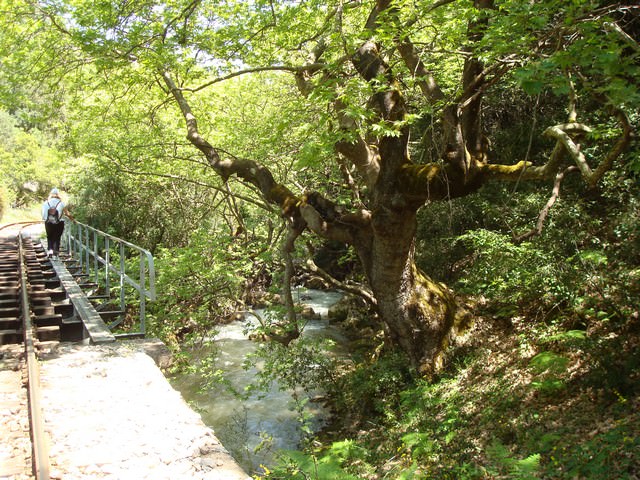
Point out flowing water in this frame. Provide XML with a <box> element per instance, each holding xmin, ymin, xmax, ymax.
<box><xmin>169</xmin><ymin>288</ymin><xmax>345</xmax><ymax>473</ymax></box>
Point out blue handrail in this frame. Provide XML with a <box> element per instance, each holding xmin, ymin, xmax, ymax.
<box><xmin>64</xmin><ymin>221</ymin><xmax>156</xmax><ymax>338</ymax></box>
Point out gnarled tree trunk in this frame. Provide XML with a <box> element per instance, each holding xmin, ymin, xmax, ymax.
<box><xmin>361</xmin><ymin>208</ymin><xmax>469</xmax><ymax>376</ymax></box>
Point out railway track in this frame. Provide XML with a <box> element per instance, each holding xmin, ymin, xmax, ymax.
<box><xmin>1</xmin><ymin>228</ymin><xmax>63</xmax><ymax>480</ymax></box>
<box><xmin>0</xmin><ymin>226</ymin><xmax>252</xmax><ymax>480</ymax></box>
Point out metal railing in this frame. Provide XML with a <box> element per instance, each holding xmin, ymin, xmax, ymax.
<box><xmin>63</xmin><ymin>221</ymin><xmax>156</xmax><ymax>338</ymax></box>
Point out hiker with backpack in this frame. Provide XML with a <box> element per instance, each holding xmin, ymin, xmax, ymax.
<box><xmin>41</xmin><ymin>187</ymin><xmax>75</xmax><ymax>258</ymax></box>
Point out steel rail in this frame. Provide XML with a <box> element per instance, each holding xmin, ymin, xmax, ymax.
<box><xmin>19</xmin><ymin>233</ymin><xmax>51</xmax><ymax>480</ymax></box>
<box><xmin>0</xmin><ymin>220</ymin><xmax>42</xmax><ymax>232</ymax></box>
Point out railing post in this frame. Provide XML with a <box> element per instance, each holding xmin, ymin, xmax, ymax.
<box><xmin>64</xmin><ymin>223</ymin><xmax>70</xmax><ymax>256</ymax></box>
<box><xmin>84</xmin><ymin>227</ymin><xmax>90</xmax><ymax>277</ymax></box>
<box><xmin>104</xmin><ymin>237</ymin><xmax>110</xmax><ymax>295</ymax></box>
<box><xmin>139</xmin><ymin>251</ymin><xmax>146</xmax><ymax>335</ymax></box>
<box><xmin>77</xmin><ymin>224</ymin><xmax>83</xmax><ymax>272</ymax></box>
<box><xmin>93</xmin><ymin>230</ymin><xmax>99</xmax><ymax>285</ymax></box>
<box><xmin>119</xmin><ymin>242</ymin><xmax>126</xmax><ymax>314</ymax></box>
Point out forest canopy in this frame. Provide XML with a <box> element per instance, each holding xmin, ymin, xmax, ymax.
<box><xmin>0</xmin><ymin>0</ymin><xmax>638</xmax><ymax>373</ymax></box>
<box><xmin>0</xmin><ymin>0</ymin><xmax>640</xmax><ymax>373</ymax></box>
<box><xmin>1</xmin><ymin>0</ymin><xmax>639</xmax><ymax>478</ymax></box>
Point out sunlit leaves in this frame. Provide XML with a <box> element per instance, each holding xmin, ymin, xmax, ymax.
<box><xmin>494</xmin><ymin>1</ymin><xmax>640</xmax><ymax>110</ymax></box>
<box><xmin>0</xmin><ymin>110</ymin><xmax>65</xmax><ymax>205</ymax></box>
<box><xmin>486</xmin><ymin>441</ymin><xmax>542</xmax><ymax>480</ymax></box>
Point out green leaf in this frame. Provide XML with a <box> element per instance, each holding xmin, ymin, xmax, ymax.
<box><xmin>529</xmin><ymin>351</ymin><xmax>569</xmax><ymax>375</ymax></box>
<box><xmin>545</xmin><ymin>330</ymin><xmax>587</xmax><ymax>343</ymax></box>
<box><xmin>578</xmin><ymin>250</ymin><xmax>608</xmax><ymax>266</ymax></box>
<box><xmin>512</xmin><ymin>453</ymin><xmax>541</xmax><ymax>478</ymax></box>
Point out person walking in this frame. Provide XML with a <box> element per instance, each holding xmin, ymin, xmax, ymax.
<box><xmin>42</xmin><ymin>188</ymin><xmax>74</xmax><ymax>257</ymax></box>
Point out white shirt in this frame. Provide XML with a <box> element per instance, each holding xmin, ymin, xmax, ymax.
<box><xmin>42</xmin><ymin>197</ymin><xmax>65</xmax><ymax>221</ymax></box>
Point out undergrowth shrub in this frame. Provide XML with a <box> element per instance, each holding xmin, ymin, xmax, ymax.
<box><xmin>328</xmin><ymin>352</ymin><xmax>415</xmax><ymax>425</ymax></box>
<box><xmin>147</xmin><ymin>227</ymin><xmax>259</xmax><ymax>349</ymax></box>
<box><xmin>455</xmin><ymin>229</ymin><xmax>572</xmax><ymax>310</ymax></box>
<box><xmin>0</xmin><ymin>185</ymin><xmax>6</xmax><ymax>221</ymax></box>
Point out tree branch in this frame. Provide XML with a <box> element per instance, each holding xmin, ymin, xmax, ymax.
<box><xmin>162</xmin><ymin>69</ymin><xmax>302</xmax><ymax>219</ymax></box>
<box><xmin>337</xmin><ymin>155</ymin><xmax>364</xmax><ymax>206</ymax></box>
<box><xmin>334</xmin><ymin>98</ymin><xmax>381</xmax><ymax>187</ymax></box>
<box><xmin>543</xmin><ymin>124</ymin><xmax>593</xmax><ymax>180</ymax></box>
<box><xmin>395</xmin><ymin>38</ymin><xmax>446</xmax><ymax>104</ymax></box>
<box><xmin>281</xmin><ymin>224</ymin><xmax>304</xmax><ymax>340</ymax></box>
<box><xmin>104</xmin><ymin>155</ymin><xmax>272</xmax><ymax>211</ymax></box>
<box><xmin>604</xmin><ymin>21</ymin><xmax>640</xmax><ymax>52</ymax></box>
<box><xmin>513</xmin><ymin>166</ymin><xmax>578</xmax><ymax>243</ymax></box>
<box><xmin>304</xmin><ymin>259</ymin><xmax>377</xmax><ymax>307</ymax></box>
<box><xmin>299</xmin><ymin>198</ymin><xmax>355</xmax><ymax>244</ymax></box>
<box><xmin>457</xmin><ymin>61</ymin><xmax>512</xmax><ymax>111</ymax></box>
<box><xmin>187</xmin><ymin>64</ymin><xmax>325</xmax><ymax>93</ymax></box>
<box><xmin>588</xmin><ymin>109</ymin><xmax>634</xmax><ymax>188</ymax></box>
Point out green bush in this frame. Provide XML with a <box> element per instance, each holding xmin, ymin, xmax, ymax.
<box><xmin>329</xmin><ymin>351</ymin><xmax>415</xmax><ymax>424</ymax></box>
<box><xmin>147</xmin><ymin>227</ymin><xmax>256</xmax><ymax>347</ymax></box>
<box><xmin>0</xmin><ymin>185</ymin><xmax>5</xmax><ymax>221</ymax></box>
<box><xmin>455</xmin><ymin>229</ymin><xmax>572</xmax><ymax>309</ymax></box>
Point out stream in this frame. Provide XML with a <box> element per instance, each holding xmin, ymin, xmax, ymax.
<box><xmin>169</xmin><ymin>288</ymin><xmax>345</xmax><ymax>474</ymax></box>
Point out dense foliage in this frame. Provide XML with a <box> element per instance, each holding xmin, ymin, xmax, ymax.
<box><xmin>0</xmin><ymin>110</ymin><xmax>66</xmax><ymax>209</ymax></box>
<box><xmin>252</xmin><ymin>122</ymin><xmax>639</xmax><ymax>478</ymax></box>
<box><xmin>0</xmin><ymin>0</ymin><xmax>638</xmax><ymax>478</ymax></box>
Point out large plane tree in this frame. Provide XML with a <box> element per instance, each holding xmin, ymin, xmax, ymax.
<box><xmin>1</xmin><ymin>0</ymin><xmax>636</xmax><ymax>374</ymax></box>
